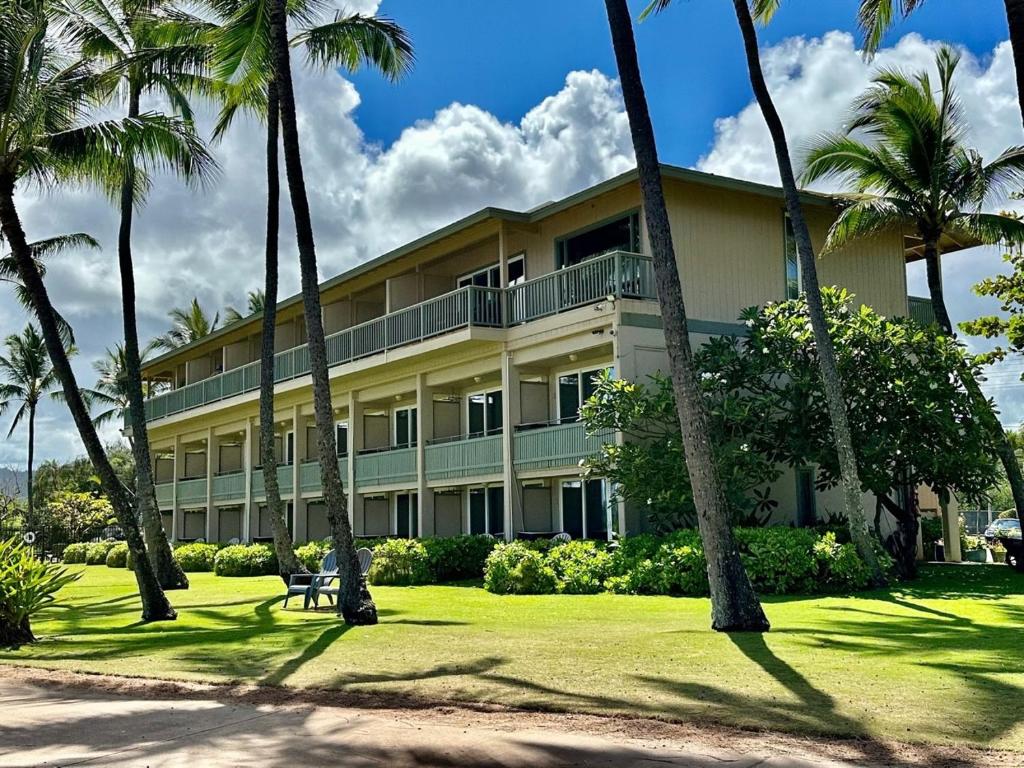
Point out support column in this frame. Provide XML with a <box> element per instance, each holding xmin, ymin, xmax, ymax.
<box><xmin>242</xmin><ymin>418</ymin><xmax>253</xmax><ymax>542</ymax></box>
<box><xmin>416</xmin><ymin>374</ymin><xmax>433</xmax><ymax>538</ymax></box>
<box><xmin>941</xmin><ymin>495</ymin><xmax>962</xmax><ymax>562</ymax></box>
<box><xmin>501</xmin><ymin>352</ymin><xmax>519</xmax><ymax>541</ymax></box>
<box><xmin>292</xmin><ymin>403</ymin><xmax>307</xmax><ymax>543</ymax></box>
<box><xmin>171</xmin><ymin>434</ymin><xmax>181</xmax><ymax>542</ymax></box>
<box><xmin>611</xmin><ymin>312</ymin><xmax>627</xmax><ymax>536</ymax></box>
<box><xmin>206</xmin><ymin>427</ymin><xmax>217</xmax><ymax>542</ymax></box>
<box><xmin>348</xmin><ymin>392</ymin><xmax>362</xmax><ymax>535</ymax></box>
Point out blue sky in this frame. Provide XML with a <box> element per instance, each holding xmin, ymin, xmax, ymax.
<box><xmin>351</xmin><ymin>0</ymin><xmax>1009</xmax><ymax>165</ymax></box>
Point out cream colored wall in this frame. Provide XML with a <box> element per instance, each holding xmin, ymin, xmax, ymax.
<box><xmin>434</xmin><ymin>493</ymin><xmax>463</xmax><ymax>536</ymax></box>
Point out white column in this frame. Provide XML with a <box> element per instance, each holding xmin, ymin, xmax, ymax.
<box><xmin>416</xmin><ymin>374</ymin><xmax>432</xmax><ymax>538</ymax></box>
<box><xmin>501</xmin><ymin>352</ymin><xmax>519</xmax><ymax>541</ymax></box>
<box><xmin>242</xmin><ymin>418</ymin><xmax>253</xmax><ymax>542</ymax></box>
<box><xmin>171</xmin><ymin>434</ymin><xmax>181</xmax><ymax>542</ymax></box>
<box><xmin>348</xmin><ymin>391</ymin><xmax>362</xmax><ymax>534</ymax></box>
<box><xmin>292</xmin><ymin>404</ymin><xmax>306</xmax><ymax>542</ymax></box>
<box><xmin>205</xmin><ymin>428</ymin><xmax>216</xmax><ymax>542</ymax></box>
<box><xmin>941</xmin><ymin>495</ymin><xmax>962</xmax><ymax>562</ymax></box>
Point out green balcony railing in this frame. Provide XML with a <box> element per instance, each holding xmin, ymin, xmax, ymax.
<box><xmin>134</xmin><ymin>251</ymin><xmax>654</xmax><ymax>425</ymax></box>
<box><xmin>155</xmin><ymin>482</ymin><xmax>174</xmax><ymax>508</ymax></box>
<box><xmin>908</xmin><ymin>295</ymin><xmax>936</xmax><ymax>327</ymax></box>
<box><xmin>298</xmin><ymin>456</ymin><xmax>350</xmax><ymax>495</ymax></box>
<box><xmin>251</xmin><ymin>464</ymin><xmax>294</xmax><ymax>498</ymax></box>
<box><xmin>355</xmin><ymin>447</ymin><xmax>417</xmax><ymax>488</ymax></box>
<box><xmin>212</xmin><ymin>471</ymin><xmax>246</xmax><ymax>502</ymax></box>
<box><xmin>176</xmin><ymin>477</ymin><xmax>208</xmax><ymax>506</ymax></box>
<box><xmin>513</xmin><ymin>421</ymin><xmax>615</xmax><ymax>473</ymax></box>
<box><xmin>425</xmin><ymin>434</ymin><xmax>503</xmax><ymax>481</ymax></box>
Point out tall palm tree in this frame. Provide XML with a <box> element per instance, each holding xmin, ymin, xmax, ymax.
<box><xmin>604</xmin><ymin>0</ymin><xmax>768</xmax><ymax>631</ymax></box>
<box><xmin>85</xmin><ymin>342</ymin><xmax>157</xmax><ymax>437</ymax></box>
<box><xmin>0</xmin><ymin>0</ymin><xmax>207</xmax><ymax>622</ymax></box>
<box><xmin>152</xmin><ymin>297</ymin><xmax>220</xmax><ymax>350</ymax></box>
<box><xmin>224</xmin><ymin>288</ymin><xmax>264</xmax><ymax>323</ymax></box>
<box><xmin>802</xmin><ymin>45</ymin><xmax>1024</xmax><ymax>534</ymax></box>
<box><xmin>0</xmin><ymin>325</ymin><xmax>65</xmax><ymax>528</ymax></box>
<box><xmin>261</xmin><ymin>0</ymin><xmax>411</xmax><ymax>620</ymax></box>
<box><xmin>61</xmin><ymin>0</ymin><xmax>215</xmax><ymax>591</ymax></box>
<box><xmin>641</xmin><ymin>0</ymin><xmax>887</xmax><ymax>583</ymax></box>
<box><xmin>856</xmin><ymin>0</ymin><xmax>1024</xmax><ymax>130</ymax></box>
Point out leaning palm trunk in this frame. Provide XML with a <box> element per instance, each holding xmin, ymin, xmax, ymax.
<box><xmin>260</xmin><ymin>77</ymin><xmax>306</xmax><ymax>582</ymax></box>
<box><xmin>0</xmin><ymin>175</ymin><xmax>175</xmax><ymax>622</ymax></box>
<box><xmin>26</xmin><ymin>402</ymin><xmax>34</xmax><ymax>529</ymax></box>
<box><xmin>924</xmin><ymin>235</ymin><xmax>1024</xmax><ymax>536</ymax></box>
<box><xmin>605</xmin><ymin>0</ymin><xmax>768</xmax><ymax>631</ymax></box>
<box><xmin>732</xmin><ymin>0</ymin><xmax>885</xmax><ymax>583</ymax></box>
<box><xmin>269</xmin><ymin>0</ymin><xmax>376</xmax><ymax>623</ymax></box>
<box><xmin>1006</xmin><ymin>0</ymin><xmax>1024</xmax><ymax>129</ymax></box>
<box><xmin>119</xmin><ymin>84</ymin><xmax>189</xmax><ymax>591</ymax></box>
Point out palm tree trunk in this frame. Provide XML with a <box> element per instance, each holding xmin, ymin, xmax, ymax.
<box><xmin>1005</xmin><ymin>0</ymin><xmax>1024</xmax><ymax>129</ymax></box>
<box><xmin>119</xmin><ymin>82</ymin><xmax>188</xmax><ymax>591</ymax></box>
<box><xmin>269</xmin><ymin>0</ymin><xmax>376</xmax><ymax>623</ymax></box>
<box><xmin>0</xmin><ymin>174</ymin><xmax>175</xmax><ymax>622</ymax></box>
<box><xmin>261</xmin><ymin>77</ymin><xmax>305</xmax><ymax>582</ymax></box>
<box><xmin>604</xmin><ymin>0</ymin><xmax>768</xmax><ymax>632</ymax></box>
<box><xmin>732</xmin><ymin>0</ymin><xmax>885</xmax><ymax>584</ymax></box>
<box><xmin>925</xmin><ymin>236</ymin><xmax>1024</xmax><ymax>536</ymax></box>
<box><xmin>26</xmin><ymin>401</ymin><xmax>34</xmax><ymax>530</ymax></box>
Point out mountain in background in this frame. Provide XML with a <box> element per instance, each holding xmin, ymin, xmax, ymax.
<box><xmin>0</xmin><ymin>467</ymin><xmax>27</xmax><ymax>498</ymax></box>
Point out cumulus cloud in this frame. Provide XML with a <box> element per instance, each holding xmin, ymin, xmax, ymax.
<box><xmin>0</xmin><ymin>66</ymin><xmax>634</xmax><ymax>464</ymax></box>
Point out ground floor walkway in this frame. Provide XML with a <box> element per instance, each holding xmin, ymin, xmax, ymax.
<box><xmin>0</xmin><ymin>669</ymin><xmax>989</xmax><ymax>768</ymax></box>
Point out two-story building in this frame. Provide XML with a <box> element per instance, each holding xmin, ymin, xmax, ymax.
<box><xmin>132</xmin><ymin>164</ymin><xmax>938</xmax><ymax>545</ymax></box>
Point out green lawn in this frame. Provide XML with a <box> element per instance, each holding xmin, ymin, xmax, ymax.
<box><xmin>3</xmin><ymin>565</ymin><xmax>1022</xmax><ymax>750</ymax></box>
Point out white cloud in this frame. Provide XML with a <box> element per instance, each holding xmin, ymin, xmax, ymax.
<box><xmin>0</xmin><ymin>66</ymin><xmax>635</xmax><ymax>464</ymax></box>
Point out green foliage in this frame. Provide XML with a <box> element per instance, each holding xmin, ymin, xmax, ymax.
<box><xmin>62</xmin><ymin>543</ymin><xmax>88</xmax><ymax>564</ymax></box>
<box><xmin>0</xmin><ymin>536</ymin><xmax>79</xmax><ymax>644</ymax></box>
<box><xmin>603</xmin><ymin>530</ymin><xmax>709</xmax><ymax>596</ymax></box>
<box><xmin>295</xmin><ymin>540</ymin><xmax>332</xmax><ymax>572</ymax></box>
<box><xmin>41</xmin><ymin>492</ymin><xmax>114</xmax><ymax>544</ymax></box>
<box><xmin>175</xmin><ymin>543</ymin><xmax>220</xmax><ymax>573</ymax></box>
<box><xmin>814</xmin><ymin>532</ymin><xmax>875</xmax><ymax>591</ymax></box>
<box><xmin>547</xmin><ymin>540</ymin><xmax>611</xmax><ymax>594</ymax></box>
<box><xmin>33</xmin><ymin>447</ymin><xmax>135</xmax><ymax>515</ymax></box>
<box><xmin>367</xmin><ymin>539</ymin><xmax>431</xmax><ymax>586</ymax></box>
<box><xmin>920</xmin><ymin>517</ymin><xmax>944</xmax><ymax>547</ymax></box>
<box><xmin>85</xmin><ymin>541</ymin><xmax>117</xmax><ymax>566</ymax></box>
<box><xmin>421</xmin><ymin>535</ymin><xmax>499</xmax><ymax>582</ymax></box>
<box><xmin>104</xmin><ymin>542</ymin><xmax>128</xmax><ymax>569</ymax></box>
<box><xmin>999</xmin><ymin>509</ymin><xmax>1018</xmax><ymax>520</ymax></box>
<box><xmin>214</xmin><ymin>544</ymin><xmax>278</xmax><ymax>577</ymax></box>
<box><xmin>483</xmin><ymin>542</ymin><xmax>558</xmax><ymax>595</ymax></box>
<box><xmin>735</xmin><ymin>527</ymin><xmax>818</xmax><ymax>594</ymax></box>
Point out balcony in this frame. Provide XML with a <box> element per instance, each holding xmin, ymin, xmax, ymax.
<box><xmin>155</xmin><ymin>482</ymin><xmax>173</xmax><ymax>508</ymax></box>
<box><xmin>134</xmin><ymin>251</ymin><xmax>655</xmax><ymax>424</ymax></box>
<box><xmin>176</xmin><ymin>477</ymin><xmax>208</xmax><ymax>506</ymax></box>
<box><xmin>252</xmin><ymin>465</ymin><xmax>294</xmax><ymax>498</ymax></box>
<box><xmin>425</xmin><ymin>434</ymin><xmax>503</xmax><ymax>482</ymax></box>
<box><xmin>212</xmin><ymin>471</ymin><xmax>246</xmax><ymax>502</ymax></box>
<box><xmin>355</xmin><ymin>447</ymin><xmax>418</xmax><ymax>489</ymax></box>
<box><xmin>908</xmin><ymin>295</ymin><xmax>936</xmax><ymax>326</ymax></box>
<box><xmin>298</xmin><ymin>457</ymin><xmax>349</xmax><ymax>495</ymax></box>
<box><xmin>513</xmin><ymin>421</ymin><xmax>615</xmax><ymax>473</ymax></box>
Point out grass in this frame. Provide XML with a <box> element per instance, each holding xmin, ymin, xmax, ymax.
<box><xmin>2</xmin><ymin>564</ymin><xmax>1023</xmax><ymax>750</ymax></box>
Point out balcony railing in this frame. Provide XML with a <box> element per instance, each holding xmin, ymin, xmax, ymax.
<box><xmin>298</xmin><ymin>456</ymin><xmax>349</xmax><ymax>495</ymax></box>
<box><xmin>252</xmin><ymin>465</ymin><xmax>294</xmax><ymax>498</ymax></box>
<box><xmin>425</xmin><ymin>434</ymin><xmax>503</xmax><ymax>481</ymax></box>
<box><xmin>134</xmin><ymin>251</ymin><xmax>654</xmax><ymax>424</ymax></box>
<box><xmin>513</xmin><ymin>421</ymin><xmax>615</xmax><ymax>473</ymax></box>
<box><xmin>212</xmin><ymin>471</ymin><xmax>246</xmax><ymax>502</ymax></box>
<box><xmin>355</xmin><ymin>447</ymin><xmax>417</xmax><ymax>488</ymax></box>
<box><xmin>176</xmin><ymin>477</ymin><xmax>208</xmax><ymax>506</ymax></box>
<box><xmin>908</xmin><ymin>295</ymin><xmax>936</xmax><ymax>327</ymax></box>
<box><xmin>155</xmin><ymin>482</ymin><xmax>173</xmax><ymax>508</ymax></box>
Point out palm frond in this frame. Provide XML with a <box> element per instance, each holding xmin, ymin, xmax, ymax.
<box><xmin>294</xmin><ymin>13</ymin><xmax>413</xmax><ymax>81</ymax></box>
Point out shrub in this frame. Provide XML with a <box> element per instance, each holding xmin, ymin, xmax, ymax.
<box><xmin>605</xmin><ymin>530</ymin><xmax>707</xmax><ymax>595</ymax></box>
<box><xmin>547</xmin><ymin>540</ymin><xmax>611</xmax><ymax>594</ymax></box>
<box><xmin>736</xmin><ymin>527</ymin><xmax>818</xmax><ymax>594</ymax></box>
<box><xmin>105</xmin><ymin>542</ymin><xmax>129</xmax><ymax>569</ymax></box>
<box><xmin>85</xmin><ymin>541</ymin><xmax>117</xmax><ymax>566</ymax></box>
<box><xmin>175</xmin><ymin>543</ymin><xmax>220</xmax><ymax>572</ymax></box>
<box><xmin>422</xmin><ymin>535</ymin><xmax>499</xmax><ymax>582</ymax></box>
<box><xmin>62</xmin><ymin>543</ymin><xmax>88</xmax><ymax>564</ymax></box>
<box><xmin>814</xmin><ymin>532</ymin><xmax>874</xmax><ymax>590</ymax></box>
<box><xmin>295</xmin><ymin>540</ymin><xmax>331</xmax><ymax>572</ymax></box>
<box><xmin>483</xmin><ymin>542</ymin><xmax>557</xmax><ymax>594</ymax></box>
<box><xmin>368</xmin><ymin>539</ymin><xmax>431</xmax><ymax>586</ymax></box>
<box><xmin>214</xmin><ymin>544</ymin><xmax>278</xmax><ymax>577</ymax></box>
<box><xmin>1</xmin><ymin>537</ymin><xmax>80</xmax><ymax>645</ymax></box>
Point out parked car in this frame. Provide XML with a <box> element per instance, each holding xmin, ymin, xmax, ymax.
<box><xmin>984</xmin><ymin>517</ymin><xmax>1022</xmax><ymax>546</ymax></box>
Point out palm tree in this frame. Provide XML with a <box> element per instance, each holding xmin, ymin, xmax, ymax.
<box><xmin>0</xmin><ymin>0</ymin><xmax>207</xmax><ymax>622</ymax></box>
<box><xmin>802</xmin><ymin>45</ymin><xmax>1024</xmax><ymax>535</ymax></box>
<box><xmin>856</xmin><ymin>1</ymin><xmax>1024</xmax><ymax>130</ymax></box>
<box><xmin>641</xmin><ymin>0</ymin><xmax>887</xmax><ymax>583</ymax></box>
<box><xmin>152</xmin><ymin>297</ymin><xmax>220</xmax><ymax>350</ymax></box>
<box><xmin>224</xmin><ymin>288</ymin><xmax>264</xmax><ymax>323</ymax></box>
<box><xmin>85</xmin><ymin>342</ymin><xmax>157</xmax><ymax>437</ymax></box>
<box><xmin>258</xmin><ymin>0</ymin><xmax>411</xmax><ymax>620</ymax></box>
<box><xmin>62</xmin><ymin>0</ymin><xmax>215</xmax><ymax>592</ymax></box>
<box><xmin>604</xmin><ymin>0</ymin><xmax>768</xmax><ymax>631</ymax></box>
<box><xmin>0</xmin><ymin>326</ymin><xmax>65</xmax><ymax>529</ymax></box>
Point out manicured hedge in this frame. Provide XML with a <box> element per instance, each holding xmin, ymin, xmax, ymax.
<box><xmin>105</xmin><ymin>542</ymin><xmax>129</xmax><ymax>569</ymax></box>
<box><xmin>214</xmin><ymin>544</ymin><xmax>278</xmax><ymax>577</ymax></box>
<box><xmin>175</xmin><ymin>543</ymin><xmax>220</xmax><ymax>572</ymax></box>
<box><xmin>85</xmin><ymin>541</ymin><xmax>118</xmax><ymax>566</ymax></box>
<box><xmin>63</xmin><ymin>543</ymin><xmax>88</xmax><ymax>564</ymax></box>
<box><xmin>368</xmin><ymin>539</ymin><xmax>432</xmax><ymax>586</ymax></box>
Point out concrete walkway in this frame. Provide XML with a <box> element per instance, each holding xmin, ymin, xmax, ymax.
<box><xmin>0</xmin><ymin>677</ymin><xmax>850</xmax><ymax>768</ymax></box>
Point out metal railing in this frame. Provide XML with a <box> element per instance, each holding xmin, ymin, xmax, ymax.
<box><xmin>251</xmin><ymin>465</ymin><xmax>294</xmax><ymax>498</ymax></box>
<box><xmin>355</xmin><ymin>447</ymin><xmax>418</xmax><ymax>488</ymax></box>
<box><xmin>211</xmin><ymin>471</ymin><xmax>246</xmax><ymax>502</ymax></box>
<box><xmin>176</xmin><ymin>477</ymin><xmax>208</xmax><ymax>506</ymax></box>
<box><xmin>133</xmin><ymin>251</ymin><xmax>655</xmax><ymax>425</ymax></box>
<box><xmin>907</xmin><ymin>295</ymin><xmax>936</xmax><ymax>327</ymax></box>
<box><xmin>513</xmin><ymin>421</ymin><xmax>615</xmax><ymax>473</ymax></box>
<box><xmin>425</xmin><ymin>433</ymin><xmax>503</xmax><ymax>481</ymax></box>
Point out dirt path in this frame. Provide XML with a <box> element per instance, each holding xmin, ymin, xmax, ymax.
<box><xmin>0</xmin><ymin>667</ymin><xmax>1012</xmax><ymax>767</ymax></box>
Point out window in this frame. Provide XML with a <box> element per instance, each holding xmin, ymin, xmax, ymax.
<box><xmin>507</xmin><ymin>254</ymin><xmax>526</xmax><ymax>286</ymax></box>
<box><xmin>467</xmin><ymin>389</ymin><xmax>503</xmax><ymax>437</ymax></box>
<box><xmin>796</xmin><ymin>467</ymin><xmax>816</xmax><ymax>527</ymax></box>
<box><xmin>394</xmin><ymin>406</ymin><xmax>418</xmax><ymax>448</ymax></box>
<box><xmin>272</xmin><ymin>432</ymin><xmax>294</xmax><ymax>466</ymax></box>
<box><xmin>560</xmin><ymin>479</ymin><xmax>609</xmax><ymax>540</ymax></box>
<box><xmin>395</xmin><ymin>492</ymin><xmax>419</xmax><ymax>538</ymax></box>
<box><xmin>257</xmin><ymin>502</ymin><xmax>294</xmax><ymax>540</ymax></box>
<box><xmin>556</xmin><ymin>212</ymin><xmax>640</xmax><ymax>269</ymax></box>
<box><xmin>784</xmin><ymin>215</ymin><xmax>801</xmax><ymax>300</ymax></box>
<box><xmin>557</xmin><ymin>366</ymin><xmax>612</xmax><ymax>423</ymax></box>
<box><xmin>457</xmin><ymin>263</ymin><xmax>501</xmax><ymax>289</ymax></box>
<box><xmin>335</xmin><ymin>421</ymin><xmax>348</xmax><ymax>457</ymax></box>
<box><xmin>469</xmin><ymin>486</ymin><xmax>504</xmax><ymax>536</ymax></box>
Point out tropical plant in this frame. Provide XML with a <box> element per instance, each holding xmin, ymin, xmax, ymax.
<box><xmin>224</xmin><ymin>288</ymin><xmax>265</xmax><ymax>323</ymax></box>
<box><xmin>152</xmin><ymin>297</ymin><xmax>220</xmax><ymax>350</ymax></box>
<box><xmin>603</xmin><ymin>0</ymin><xmax>769</xmax><ymax>631</ymax></box>
<box><xmin>0</xmin><ymin>0</ymin><xmax>211</xmax><ymax>621</ymax></box>
<box><xmin>802</xmin><ymin>46</ymin><xmax>1024</xmax><ymax>537</ymax></box>
<box><xmin>41</xmin><ymin>491</ymin><xmax>114</xmax><ymax>543</ymax></box>
<box><xmin>0</xmin><ymin>325</ymin><xmax>69</xmax><ymax>528</ymax></box>
<box><xmin>855</xmin><ymin>0</ymin><xmax>1024</xmax><ymax>130</ymax></box>
<box><xmin>84</xmin><ymin>342</ymin><xmax>156</xmax><ymax>434</ymax></box>
<box><xmin>0</xmin><ymin>536</ymin><xmax>80</xmax><ymax>646</ymax></box>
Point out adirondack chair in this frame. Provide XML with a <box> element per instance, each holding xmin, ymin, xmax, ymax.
<box><xmin>312</xmin><ymin>548</ymin><xmax>373</xmax><ymax>608</ymax></box>
<box><xmin>283</xmin><ymin>550</ymin><xmax>337</xmax><ymax>609</ymax></box>
<box><xmin>552</xmin><ymin>532</ymin><xmax>572</xmax><ymax>543</ymax></box>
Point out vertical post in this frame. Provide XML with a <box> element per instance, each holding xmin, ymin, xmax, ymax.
<box><xmin>501</xmin><ymin>352</ymin><xmax>519</xmax><ymax>541</ymax></box>
<box><xmin>293</xmin><ymin>403</ymin><xmax>306</xmax><ymax>543</ymax></box>
<box><xmin>348</xmin><ymin>391</ymin><xmax>362</xmax><ymax>535</ymax></box>
<box><xmin>243</xmin><ymin>417</ymin><xmax>253</xmax><ymax>542</ymax></box>
<box><xmin>416</xmin><ymin>373</ymin><xmax>432</xmax><ymax>539</ymax></box>
<box><xmin>206</xmin><ymin>427</ymin><xmax>217</xmax><ymax>542</ymax></box>
<box><xmin>940</xmin><ymin>494</ymin><xmax>962</xmax><ymax>562</ymax></box>
<box><xmin>171</xmin><ymin>433</ymin><xmax>181</xmax><ymax>543</ymax></box>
